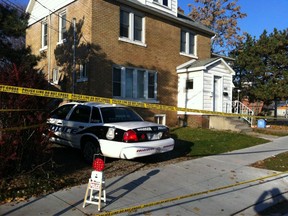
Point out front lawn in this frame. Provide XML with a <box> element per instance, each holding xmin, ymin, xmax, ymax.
<box><xmin>171</xmin><ymin>127</ymin><xmax>269</xmax><ymax>157</ymax></box>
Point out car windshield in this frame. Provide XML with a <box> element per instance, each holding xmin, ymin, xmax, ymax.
<box><xmin>101</xmin><ymin>107</ymin><xmax>143</xmax><ymax>123</ymax></box>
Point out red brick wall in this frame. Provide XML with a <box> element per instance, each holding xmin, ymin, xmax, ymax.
<box><xmin>178</xmin><ymin>114</ymin><xmax>210</xmax><ymax>128</ymax></box>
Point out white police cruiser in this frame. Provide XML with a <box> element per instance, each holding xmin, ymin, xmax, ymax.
<box><xmin>47</xmin><ymin>102</ymin><xmax>174</xmax><ymax>162</ymax></box>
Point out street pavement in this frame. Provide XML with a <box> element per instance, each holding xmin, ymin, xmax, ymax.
<box><xmin>1</xmin><ymin>135</ymin><xmax>288</xmax><ymax>216</ymax></box>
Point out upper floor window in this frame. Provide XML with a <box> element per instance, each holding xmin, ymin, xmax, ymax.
<box><xmin>120</xmin><ymin>8</ymin><xmax>145</xmax><ymax>45</ymax></box>
<box><xmin>180</xmin><ymin>30</ymin><xmax>196</xmax><ymax>56</ymax></box>
<box><xmin>153</xmin><ymin>0</ymin><xmax>169</xmax><ymax>7</ymax></box>
<box><xmin>41</xmin><ymin>20</ymin><xmax>48</xmax><ymax>49</ymax></box>
<box><xmin>113</xmin><ymin>66</ymin><xmax>157</xmax><ymax>101</ymax></box>
<box><xmin>58</xmin><ymin>11</ymin><xmax>67</xmax><ymax>43</ymax></box>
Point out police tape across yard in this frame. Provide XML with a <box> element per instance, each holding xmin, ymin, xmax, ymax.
<box><xmin>1</xmin><ymin>85</ymin><xmax>286</xmax><ymax>214</ymax></box>
<box><xmin>95</xmin><ymin>171</ymin><xmax>288</xmax><ymax>216</ymax></box>
<box><xmin>0</xmin><ymin>84</ymin><xmax>263</xmax><ymax>119</ymax></box>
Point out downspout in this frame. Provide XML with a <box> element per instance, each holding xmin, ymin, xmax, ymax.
<box><xmin>48</xmin><ymin>12</ymin><xmax>51</xmax><ymax>82</ymax></box>
<box><xmin>183</xmin><ymin>68</ymin><xmax>189</xmax><ymax>127</ymax></box>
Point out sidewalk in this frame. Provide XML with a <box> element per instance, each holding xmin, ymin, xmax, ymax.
<box><xmin>1</xmin><ymin>136</ymin><xmax>288</xmax><ymax>216</ymax></box>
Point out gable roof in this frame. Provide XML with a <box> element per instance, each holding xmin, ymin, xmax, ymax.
<box><xmin>177</xmin><ymin>58</ymin><xmax>235</xmax><ymax>75</ymax></box>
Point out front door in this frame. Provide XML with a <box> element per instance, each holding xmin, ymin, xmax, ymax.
<box><xmin>213</xmin><ymin>76</ymin><xmax>222</xmax><ymax>112</ymax></box>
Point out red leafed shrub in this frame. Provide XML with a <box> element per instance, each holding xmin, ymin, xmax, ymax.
<box><xmin>0</xmin><ymin>64</ymin><xmax>53</xmax><ymax>176</ymax></box>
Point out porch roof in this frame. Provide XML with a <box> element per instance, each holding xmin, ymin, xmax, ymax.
<box><xmin>177</xmin><ymin>57</ymin><xmax>235</xmax><ymax>75</ymax></box>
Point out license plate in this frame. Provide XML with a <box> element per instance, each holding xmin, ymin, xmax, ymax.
<box><xmin>147</xmin><ymin>132</ymin><xmax>163</xmax><ymax>140</ymax></box>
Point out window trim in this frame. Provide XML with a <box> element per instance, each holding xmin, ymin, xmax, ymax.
<box><xmin>52</xmin><ymin>68</ymin><xmax>59</xmax><ymax>84</ymax></box>
<box><xmin>58</xmin><ymin>11</ymin><xmax>67</xmax><ymax>44</ymax></box>
<box><xmin>40</xmin><ymin>20</ymin><xmax>48</xmax><ymax>51</ymax></box>
<box><xmin>119</xmin><ymin>8</ymin><xmax>146</xmax><ymax>47</ymax></box>
<box><xmin>153</xmin><ymin>0</ymin><xmax>171</xmax><ymax>8</ymax></box>
<box><xmin>77</xmin><ymin>63</ymin><xmax>88</xmax><ymax>82</ymax></box>
<box><xmin>180</xmin><ymin>29</ymin><xmax>197</xmax><ymax>58</ymax></box>
<box><xmin>112</xmin><ymin>66</ymin><xmax>158</xmax><ymax>102</ymax></box>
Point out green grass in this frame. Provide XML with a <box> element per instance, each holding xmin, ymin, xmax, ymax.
<box><xmin>253</xmin><ymin>152</ymin><xmax>288</xmax><ymax>172</ymax></box>
<box><xmin>171</xmin><ymin>127</ymin><xmax>269</xmax><ymax>157</ymax></box>
<box><xmin>170</xmin><ymin>127</ymin><xmax>288</xmax><ymax>172</ymax></box>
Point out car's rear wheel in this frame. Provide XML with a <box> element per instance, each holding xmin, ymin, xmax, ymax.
<box><xmin>82</xmin><ymin>138</ymin><xmax>101</xmax><ymax>164</ymax></box>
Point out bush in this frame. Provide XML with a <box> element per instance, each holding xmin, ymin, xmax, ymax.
<box><xmin>0</xmin><ymin>64</ymin><xmax>52</xmax><ymax>176</ymax></box>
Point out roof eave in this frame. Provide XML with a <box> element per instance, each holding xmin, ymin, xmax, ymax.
<box><xmin>26</xmin><ymin>0</ymin><xmax>35</xmax><ymax>13</ymax></box>
<box><xmin>205</xmin><ymin>58</ymin><xmax>235</xmax><ymax>75</ymax></box>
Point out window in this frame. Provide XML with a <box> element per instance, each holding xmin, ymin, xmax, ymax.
<box><xmin>49</xmin><ymin>104</ymin><xmax>75</xmax><ymax>120</ymax></box>
<box><xmin>41</xmin><ymin>21</ymin><xmax>48</xmax><ymax>49</ymax></box>
<box><xmin>153</xmin><ymin>0</ymin><xmax>169</xmax><ymax>7</ymax></box>
<box><xmin>186</xmin><ymin>79</ymin><xmax>194</xmax><ymax>90</ymax></box>
<box><xmin>113</xmin><ymin>66</ymin><xmax>157</xmax><ymax>100</ymax></box>
<box><xmin>77</xmin><ymin>64</ymin><xmax>88</xmax><ymax>82</ymax></box>
<box><xmin>180</xmin><ymin>30</ymin><xmax>196</xmax><ymax>56</ymax></box>
<box><xmin>101</xmin><ymin>107</ymin><xmax>142</xmax><ymax>123</ymax></box>
<box><xmin>59</xmin><ymin>11</ymin><xmax>66</xmax><ymax>43</ymax></box>
<box><xmin>120</xmin><ymin>10</ymin><xmax>129</xmax><ymax>38</ymax></box>
<box><xmin>120</xmin><ymin>9</ymin><xmax>144</xmax><ymax>44</ymax></box>
<box><xmin>154</xmin><ymin>114</ymin><xmax>166</xmax><ymax>125</ymax></box>
<box><xmin>69</xmin><ymin>105</ymin><xmax>91</xmax><ymax>123</ymax></box>
<box><xmin>91</xmin><ymin>107</ymin><xmax>102</xmax><ymax>123</ymax></box>
<box><xmin>113</xmin><ymin>68</ymin><xmax>121</xmax><ymax>97</ymax></box>
<box><xmin>52</xmin><ymin>68</ymin><xmax>59</xmax><ymax>84</ymax></box>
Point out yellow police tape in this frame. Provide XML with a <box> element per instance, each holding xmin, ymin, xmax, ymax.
<box><xmin>0</xmin><ymin>123</ymin><xmax>45</xmax><ymax>132</ymax></box>
<box><xmin>0</xmin><ymin>84</ymin><xmax>262</xmax><ymax>119</ymax></box>
<box><xmin>0</xmin><ymin>109</ymin><xmax>44</xmax><ymax>112</ymax></box>
<box><xmin>96</xmin><ymin>171</ymin><xmax>288</xmax><ymax>216</ymax></box>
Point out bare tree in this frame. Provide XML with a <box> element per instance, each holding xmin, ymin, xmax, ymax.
<box><xmin>187</xmin><ymin>0</ymin><xmax>247</xmax><ymax>54</ymax></box>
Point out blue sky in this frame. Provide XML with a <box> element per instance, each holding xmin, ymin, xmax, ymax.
<box><xmin>179</xmin><ymin>0</ymin><xmax>288</xmax><ymax>38</ymax></box>
<box><xmin>12</xmin><ymin>0</ymin><xmax>288</xmax><ymax>38</ymax></box>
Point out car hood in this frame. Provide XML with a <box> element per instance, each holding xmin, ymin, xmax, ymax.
<box><xmin>104</xmin><ymin>121</ymin><xmax>167</xmax><ymax>131</ymax></box>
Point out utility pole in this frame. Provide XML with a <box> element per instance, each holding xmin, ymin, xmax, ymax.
<box><xmin>72</xmin><ymin>18</ymin><xmax>76</xmax><ymax>94</ymax></box>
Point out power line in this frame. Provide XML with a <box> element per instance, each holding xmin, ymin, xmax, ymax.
<box><xmin>2</xmin><ymin>0</ymin><xmax>95</xmax><ymax>48</ymax></box>
<box><xmin>34</xmin><ymin>0</ymin><xmax>73</xmax><ymax>24</ymax></box>
<box><xmin>34</xmin><ymin>0</ymin><xmax>97</xmax><ymax>43</ymax></box>
<box><xmin>1</xmin><ymin>0</ymin><xmax>59</xmax><ymax>34</ymax></box>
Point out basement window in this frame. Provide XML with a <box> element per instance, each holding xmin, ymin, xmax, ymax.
<box><xmin>154</xmin><ymin>114</ymin><xmax>166</xmax><ymax>125</ymax></box>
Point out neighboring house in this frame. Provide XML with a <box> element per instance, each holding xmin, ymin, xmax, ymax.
<box><xmin>241</xmin><ymin>98</ymin><xmax>264</xmax><ymax>115</ymax></box>
<box><xmin>277</xmin><ymin>103</ymin><xmax>288</xmax><ymax>117</ymax></box>
<box><xmin>25</xmin><ymin>0</ymin><xmax>235</xmax><ymax>127</ymax></box>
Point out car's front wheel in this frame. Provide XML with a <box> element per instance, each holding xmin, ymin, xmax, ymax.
<box><xmin>81</xmin><ymin>138</ymin><xmax>101</xmax><ymax>164</ymax></box>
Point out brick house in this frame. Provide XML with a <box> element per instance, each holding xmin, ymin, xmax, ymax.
<box><xmin>26</xmin><ymin>0</ymin><xmax>234</xmax><ymax>127</ymax></box>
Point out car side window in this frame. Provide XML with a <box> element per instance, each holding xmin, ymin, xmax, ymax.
<box><xmin>69</xmin><ymin>105</ymin><xmax>91</xmax><ymax>123</ymax></box>
<box><xmin>91</xmin><ymin>107</ymin><xmax>102</xmax><ymax>123</ymax></box>
<box><xmin>50</xmin><ymin>104</ymin><xmax>75</xmax><ymax>120</ymax></box>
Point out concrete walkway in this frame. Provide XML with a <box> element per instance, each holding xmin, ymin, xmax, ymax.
<box><xmin>1</xmin><ymin>136</ymin><xmax>288</xmax><ymax>216</ymax></box>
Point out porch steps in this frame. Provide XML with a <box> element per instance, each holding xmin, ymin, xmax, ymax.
<box><xmin>228</xmin><ymin>117</ymin><xmax>253</xmax><ymax>133</ymax></box>
<box><xmin>209</xmin><ymin>116</ymin><xmax>252</xmax><ymax>133</ymax></box>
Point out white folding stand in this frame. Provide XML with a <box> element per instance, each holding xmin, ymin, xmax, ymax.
<box><xmin>83</xmin><ymin>170</ymin><xmax>106</xmax><ymax>211</ymax></box>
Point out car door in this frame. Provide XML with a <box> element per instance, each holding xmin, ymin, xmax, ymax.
<box><xmin>65</xmin><ymin>104</ymin><xmax>92</xmax><ymax>148</ymax></box>
<box><xmin>47</xmin><ymin>103</ymin><xmax>75</xmax><ymax>146</ymax></box>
